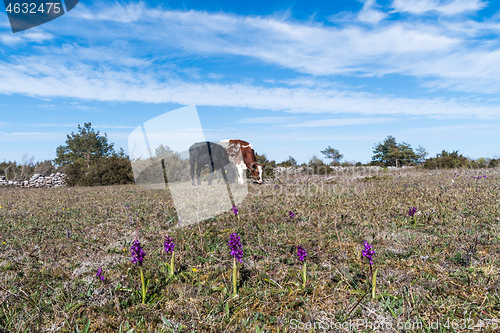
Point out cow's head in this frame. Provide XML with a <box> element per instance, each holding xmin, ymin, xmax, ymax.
<box><xmin>249</xmin><ymin>162</ymin><xmax>263</xmax><ymax>184</ymax></box>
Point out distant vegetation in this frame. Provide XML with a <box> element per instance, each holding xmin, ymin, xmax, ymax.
<box><xmin>1</xmin><ymin>128</ymin><xmax>498</xmax><ymax>186</ymax></box>
<box><xmin>0</xmin><ymin>157</ymin><xmax>56</xmax><ymax>181</ymax></box>
<box><xmin>55</xmin><ymin>123</ymin><xmax>134</xmax><ymax>186</ymax></box>
<box><xmin>370</xmin><ymin>135</ymin><xmax>419</xmax><ymax>167</ymax></box>
<box><xmin>423</xmin><ymin>150</ymin><xmax>498</xmax><ymax>170</ymax></box>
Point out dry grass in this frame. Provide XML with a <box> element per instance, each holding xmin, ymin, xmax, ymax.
<box><xmin>0</xmin><ymin>168</ymin><xmax>499</xmax><ymax>332</ymax></box>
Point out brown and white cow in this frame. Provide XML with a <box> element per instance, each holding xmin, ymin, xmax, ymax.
<box><xmin>219</xmin><ymin>139</ymin><xmax>263</xmax><ymax>184</ymax></box>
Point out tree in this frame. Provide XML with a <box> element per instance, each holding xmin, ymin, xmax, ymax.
<box><xmin>416</xmin><ymin>145</ymin><xmax>428</xmax><ymax>164</ymax></box>
<box><xmin>155</xmin><ymin>144</ymin><xmax>179</xmax><ymax>160</ymax></box>
<box><xmin>308</xmin><ymin>155</ymin><xmax>329</xmax><ymax>174</ymax></box>
<box><xmin>287</xmin><ymin>156</ymin><xmax>298</xmax><ymax>167</ymax></box>
<box><xmin>55</xmin><ymin>123</ymin><xmax>115</xmax><ymax>167</ymax></box>
<box><xmin>371</xmin><ymin>135</ymin><xmax>419</xmax><ymax>167</ymax></box>
<box><xmin>321</xmin><ymin>146</ymin><xmax>343</xmax><ymax>165</ymax></box>
<box><xmin>476</xmin><ymin>157</ymin><xmax>488</xmax><ymax>168</ymax></box>
<box><xmin>277</xmin><ymin>156</ymin><xmax>298</xmax><ymax>167</ymax></box>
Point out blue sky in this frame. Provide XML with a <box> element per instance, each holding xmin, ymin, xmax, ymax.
<box><xmin>1</xmin><ymin>0</ymin><xmax>500</xmax><ymax>165</ymax></box>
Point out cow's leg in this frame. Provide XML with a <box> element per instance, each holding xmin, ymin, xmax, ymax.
<box><xmin>190</xmin><ymin>159</ymin><xmax>196</xmax><ymax>186</ymax></box>
<box><xmin>236</xmin><ymin>163</ymin><xmax>245</xmax><ymax>184</ymax></box>
<box><xmin>208</xmin><ymin>165</ymin><xmax>214</xmax><ymax>186</ymax></box>
<box><xmin>196</xmin><ymin>165</ymin><xmax>202</xmax><ymax>185</ymax></box>
<box><xmin>221</xmin><ymin>166</ymin><xmax>229</xmax><ymax>184</ymax></box>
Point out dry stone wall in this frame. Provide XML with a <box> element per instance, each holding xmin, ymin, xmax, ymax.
<box><xmin>0</xmin><ymin>173</ymin><xmax>67</xmax><ymax>188</ymax></box>
<box><xmin>274</xmin><ymin>165</ymin><xmax>383</xmax><ymax>175</ymax></box>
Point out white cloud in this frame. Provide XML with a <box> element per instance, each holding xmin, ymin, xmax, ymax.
<box><xmin>391</xmin><ymin>0</ymin><xmax>487</xmax><ymax>16</ymax></box>
<box><xmin>95</xmin><ymin>125</ymin><xmax>135</xmax><ymax>129</ymax></box>
<box><xmin>282</xmin><ymin>117</ymin><xmax>396</xmax><ymax>127</ymax></box>
<box><xmin>0</xmin><ymin>132</ymin><xmax>67</xmax><ymax>142</ymax></box>
<box><xmin>358</xmin><ymin>0</ymin><xmax>388</xmax><ymax>24</ymax></box>
<box><xmin>0</xmin><ymin>55</ymin><xmax>498</xmax><ymax>119</ymax></box>
<box><xmin>1</xmin><ymin>2</ymin><xmax>500</xmax><ymax>113</ymax></box>
<box><xmin>239</xmin><ymin>116</ymin><xmax>295</xmax><ymax>124</ymax></box>
<box><xmin>67</xmin><ymin>4</ymin><xmax>460</xmax><ymax>77</ymax></box>
<box><xmin>0</xmin><ymin>34</ymin><xmax>23</xmax><ymax>45</ymax></box>
<box><xmin>0</xmin><ymin>31</ymin><xmax>53</xmax><ymax>45</ymax></box>
<box><xmin>55</xmin><ymin>44</ymin><xmax>151</xmax><ymax>67</ymax></box>
<box><xmin>6</xmin><ymin>132</ymin><xmax>53</xmax><ymax>135</ymax></box>
<box><xmin>0</xmin><ymin>15</ymin><xmax>11</xmax><ymax>29</ymax></box>
<box><xmin>28</xmin><ymin>2</ymin><xmax>500</xmax><ymax>93</ymax></box>
<box><xmin>29</xmin><ymin>123</ymin><xmax>76</xmax><ymax>127</ymax></box>
<box><xmin>207</xmin><ymin>73</ymin><xmax>225</xmax><ymax>80</ymax></box>
<box><xmin>23</xmin><ymin>32</ymin><xmax>54</xmax><ymax>42</ymax></box>
<box><xmin>25</xmin><ymin>123</ymin><xmax>133</xmax><ymax>129</ymax></box>
<box><xmin>389</xmin><ymin>123</ymin><xmax>500</xmax><ymax>141</ymax></box>
<box><xmin>74</xmin><ymin>2</ymin><xmax>147</xmax><ymax>22</ymax></box>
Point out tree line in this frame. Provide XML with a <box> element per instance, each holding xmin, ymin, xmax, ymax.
<box><xmin>0</xmin><ymin>125</ymin><xmax>498</xmax><ymax>186</ymax></box>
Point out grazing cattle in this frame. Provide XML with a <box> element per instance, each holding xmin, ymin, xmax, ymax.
<box><xmin>219</xmin><ymin>139</ymin><xmax>263</xmax><ymax>184</ymax></box>
<box><xmin>189</xmin><ymin>141</ymin><xmax>237</xmax><ymax>186</ymax></box>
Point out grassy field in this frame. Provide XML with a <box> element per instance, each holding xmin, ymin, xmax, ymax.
<box><xmin>1</xmin><ymin>168</ymin><xmax>499</xmax><ymax>332</ymax></box>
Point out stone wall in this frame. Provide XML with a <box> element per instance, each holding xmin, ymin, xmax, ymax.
<box><xmin>0</xmin><ymin>173</ymin><xmax>67</xmax><ymax>188</ymax></box>
<box><xmin>274</xmin><ymin>165</ymin><xmax>383</xmax><ymax>175</ymax></box>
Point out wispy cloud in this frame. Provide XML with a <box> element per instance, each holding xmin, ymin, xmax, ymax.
<box><xmin>239</xmin><ymin>116</ymin><xmax>296</xmax><ymax>124</ymax></box>
<box><xmin>282</xmin><ymin>117</ymin><xmax>397</xmax><ymax>127</ymax></box>
<box><xmin>0</xmin><ymin>132</ymin><xmax>67</xmax><ymax>142</ymax></box>
<box><xmin>0</xmin><ymin>31</ymin><xmax>53</xmax><ymax>45</ymax></box>
<box><xmin>359</xmin><ymin>0</ymin><xmax>388</xmax><ymax>24</ymax></box>
<box><xmin>75</xmin><ymin>2</ymin><xmax>147</xmax><ymax>22</ymax></box>
<box><xmin>0</xmin><ymin>55</ymin><xmax>499</xmax><ymax>118</ymax></box>
<box><xmin>391</xmin><ymin>0</ymin><xmax>487</xmax><ymax>16</ymax></box>
<box><xmin>0</xmin><ymin>2</ymin><xmax>499</xmax><ymax>123</ymax></box>
<box><xmin>27</xmin><ymin>123</ymin><xmax>134</xmax><ymax>129</ymax></box>
<box><xmin>29</xmin><ymin>123</ymin><xmax>76</xmax><ymax>127</ymax></box>
<box><xmin>386</xmin><ymin>123</ymin><xmax>500</xmax><ymax>142</ymax></box>
<box><xmin>95</xmin><ymin>125</ymin><xmax>135</xmax><ymax>129</ymax></box>
<box><xmin>68</xmin><ymin>4</ymin><xmax>457</xmax><ymax>73</ymax></box>
<box><xmin>43</xmin><ymin>2</ymin><xmax>499</xmax><ymax>94</ymax></box>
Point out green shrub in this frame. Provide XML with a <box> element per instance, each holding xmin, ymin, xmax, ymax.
<box><xmin>65</xmin><ymin>156</ymin><xmax>134</xmax><ymax>186</ymax></box>
<box><xmin>307</xmin><ymin>155</ymin><xmax>331</xmax><ymax>175</ymax></box>
<box><xmin>423</xmin><ymin>150</ymin><xmax>469</xmax><ymax>169</ymax></box>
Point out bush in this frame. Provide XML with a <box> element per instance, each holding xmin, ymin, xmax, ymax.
<box><xmin>132</xmin><ymin>156</ymin><xmax>190</xmax><ymax>185</ymax></box>
<box><xmin>370</xmin><ymin>161</ymin><xmax>385</xmax><ymax>167</ymax></box>
<box><xmin>423</xmin><ymin>150</ymin><xmax>469</xmax><ymax>169</ymax></box>
<box><xmin>0</xmin><ymin>156</ymin><xmax>49</xmax><ymax>181</ymax></box>
<box><xmin>34</xmin><ymin>160</ymin><xmax>57</xmax><ymax>176</ymax></box>
<box><xmin>341</xmin><ymin>161</ymin><xmax>355</xmax><ymax>167</ymax></box>
<box><xmin>307</xmin><ymin>155</ymin><xmax>331</xmax><ymax>175</ymax></box>
<box><xmin>276</xmin><ymin>156</ymin><xmax>298</xmax><ymax>168</ymax></box>
<box><xmin>65</xmin><ymin>156</ymin><xmax>134</xmax><ymax>186</ymax></box>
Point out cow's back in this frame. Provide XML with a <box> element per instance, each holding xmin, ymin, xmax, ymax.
<box><xmin>190</xmin><ymin>141</ymin><xmax>231</xmax><ymax>167</ymax></box>
<box><xmin>220</xmin><ymin>139</ymin><xmax>247</xmax><ymax>165</ymax></box>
